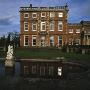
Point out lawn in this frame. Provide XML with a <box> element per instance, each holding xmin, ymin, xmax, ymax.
<box><xmin>14</xmin><ymin>47</ymin><xmax>90</xmax><ymax>63</ymax></box>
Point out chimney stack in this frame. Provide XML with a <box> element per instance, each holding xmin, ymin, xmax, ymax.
<box><xmin>30</xmin><ymin>4</ymin><xmax>32</xmax><ymax>8</ymax></box>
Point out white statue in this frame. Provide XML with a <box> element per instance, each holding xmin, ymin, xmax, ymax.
<box><xmin>6</xmin><ymin>45</ymin><xmax>14</xmax><ymax>60</ymax></box>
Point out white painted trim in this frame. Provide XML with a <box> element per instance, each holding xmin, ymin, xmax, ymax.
<box><xmin>24</xmin><ymin>35</ymin><xmax>29</xmax><ymax>46</ymax></box>
<box><xmin>32</xmin><ymin>13</ymin><xmax>37</xmax><ymax>18</ymax></box>
<box><xmin>41</xmin><ymin>12</ymin><xmax>46</xmax><ymax>17</ymax></box>
<box><xmin>58</xmin><ymin>12</ymin><xmax>63</xmax><ymax>17</ymax></box>
<box><xmin>32</xmin><ymin>23</ymin><xmax>37</xmax><ymax>31</ymax></box>
<box><xmin>58</xmin><ymin>21</ymin><xmax>63</xmax><ymax>31</ymax></box>
<box><xmin>24</xmin><ymin>22</ymin><xmax>29</xmax><ymax>31</ymax></box>
<box><xmin>41</xmin><ymin>22</ymin><xmax>46</xmax><ymax>31</ymax></box>
<box><xmin>32</xmin><ymin>35</ymin><xmax>37</xmax><ymax>46</ymax></box>
<box><xmin>24</xmin><ymin>13</ymin><xmax>29</xmax><ymax>18</ymax></box>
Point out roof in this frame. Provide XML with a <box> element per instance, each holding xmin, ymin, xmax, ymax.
<box><xmin>19</xmin><ymin>4</ymin><xmax>69</xmax><ymax>12</ymax></box>
<box><xmin>68</xmin><ymin>23</ymin><xmax>81</xmax><ymax>26</ymax></box>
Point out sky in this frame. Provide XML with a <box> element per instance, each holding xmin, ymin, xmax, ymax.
<box><xmin>0</xmin><ymin>0</ymin><xmax>90</xmax><ymax>36</ymax></box>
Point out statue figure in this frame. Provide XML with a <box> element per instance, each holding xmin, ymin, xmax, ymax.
<box><xmin>6</xmin><ymin>45</ymin><xmax>14</xmax><ymax>60</ymax></box>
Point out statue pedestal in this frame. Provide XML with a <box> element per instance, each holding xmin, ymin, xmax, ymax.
<box><xmin>5</xmin><ymin>45</ymin><xmax>15</xmax><ymax>75</ymax></box>
<box><xmin>5</xmin><ymin>59</ymin><xmax>15</xmax><ymax>75</ymax></box>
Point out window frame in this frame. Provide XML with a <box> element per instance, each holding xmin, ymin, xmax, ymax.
<box><xmin>41</xmin><ymin>12</ymin><xmax>46</xmax><ymax>17</ymax></box>
<box><xmin>69</xmin><ymin>29</ymin><xmax>73</xmax><ymax>33</ymax></box>
<box><xmin>41</xmin><ymin>22</ymin><xmax>46</xmax><ymax>31</ymax></box>
<box><xmin>58</xmin><ymin>36</ymin><xmax>62</xmax><ymax>46</ymax></box>
<box><xmin>76</xmin><ymin>29</ymin><xmax>80</xmax><ymax>33</ymax></box>
<box><xmin>58</xmin><ymin>12</ymin><xmax>63</xmax><ymax>17</ymax></box>
<box><xmin>24</xmin><ymin>13</ymin><xmax>29</xmax><ymax>18</ymax></box>
<box><xmin>24</xmin><ymin>21</ymin><xmax>29</xmax><ymax>31</ymax></box>
<box><xmin>32</xmin><ymin>35</ymin><xmax>37</xmax><ymax>46</ymax></box>
<box><xmin>50</xmin><ymin>21</ymin><xmax>54</xmax><ymax>31</ymax></box>
<box><xmin>50</xmin><ymin>36</ymin><xmax>54</xmax><ymax>46</ymax></box>
<box><xmin>32</xmin><ymin>22</ymin><xmax>37</xmax><ymax>31</ymax></box>
<box><xmin>32</xmin><ymin>13</ymin><xmax>37</xmax><ymax>18</ymax></box>
<box><xmin>24</xmin><ymin>35</ymin><xmax>29</xmax><ymax>46</ymax></box>
<box><xmin>50</xmin><ymin>12</ymin><xmax>55</xmax><ymax>18</ymax></box>
<box><xmin>58</xmin><ymin>21</ymin><xmax>63</xmax><ymax>31</ymax></box>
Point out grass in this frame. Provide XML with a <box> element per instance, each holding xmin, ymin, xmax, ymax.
<box><xmin>14</xmin><ymin>47</ymin><xmax>90</xmax><ymax>61</ymax></box>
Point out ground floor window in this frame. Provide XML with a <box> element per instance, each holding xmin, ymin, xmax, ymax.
<box><xmin>24</xmin><ymin>35</ymin><xmax>29</xmax><ymax>46</ymax></box>
<box><xmin>50</xmin><ymin>36</ymin><xmax>54</xmax><ymax>46</ymax></box>
<box><xmin>32</xmin><ymin>35</ymin><xmax>37</xmax><ymax>46</ymax></box>
<box><xmin>58</xmin><ymin>36</ymin><xmax>62</xmax><ymax>46</ymax></box>
<box><xmin>40</xmin><ymin>66</ymin><xmax>45</xmax><ymax>76</ymax></box>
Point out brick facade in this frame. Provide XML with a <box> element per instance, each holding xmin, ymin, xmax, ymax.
<box><xmin>19</xmin><ymin>4</ymin><xmax>90</xmax><ymax>47</ymax></box>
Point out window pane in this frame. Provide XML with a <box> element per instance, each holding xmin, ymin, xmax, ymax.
<box><xmin>32</xmin><ymin>13</ymin><xmax>37</xmax><ymax>18</ymax></box>
<box><xmin>58</xmin><ymin>36</ymin><xmax>62</xmax><ymax>46</ymax></box>
<box><xmin>50</xmin><ymin>12</ymin><xmax>55</xmax><ymax>17</ymax></box>
<box><xmin>24</xmin><ymin>36</ymin><xmax>29</xmax><ymax>46</ymax></box>
<box><xmin>32</xmin><ymin>22</ymin><xmax>37</xmax><ymax>31</ymax></box>
<box><xmin>58</xmin><ymin>13</ymin><xmax>63</xmax><ymax>17</ymax></box>
<box><xmin>24</xmin><ymin>13</ymin><xmax>29</xmax><ymax>18</ymax></box>
<box><xmin>58</xmin><ymin>21</ymin><xmax>63</xmax><ymax>31</ymax></box>
<box><xmin>24</xmin><ymin>22</ymin><xmax>28</xmax><ymax>31</ymax></box>
<box><xmin>50</xmin><ymin>21</ymin><xmax>54</xmax><ymax>31</ymax></box>
<box><xmin>41</xmin><ymin>22</ymin><xmax>46</xmax><ymax>31</ymax></box>
<box><xmin>50</xmin><ymin>36</ymin><xmax>54</xmax><ymax>46</ymax></box>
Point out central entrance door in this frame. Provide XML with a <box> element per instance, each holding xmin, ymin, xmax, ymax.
<box><xmin>40</xmin><ymin>36</ymin><xmax>45</xmax><ymax>47</ymax></box>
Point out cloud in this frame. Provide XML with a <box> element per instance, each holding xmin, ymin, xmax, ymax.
<box><xmin>0</xmin><ymin>17</ymin><xmax>12</xmax><ymax>26</ymax></box>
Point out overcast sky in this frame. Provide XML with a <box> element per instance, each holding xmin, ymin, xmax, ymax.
<box><xmin>0</xmin><ymin>0</ymin><xmax>90</xmax><ymax>36</ymax></box>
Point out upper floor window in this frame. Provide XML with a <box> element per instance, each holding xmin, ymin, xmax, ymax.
<box><xmin>76</xmin><ymin>29</ymin><xmax>80</xmax><ymax>33</ymax></box>
<box><xmin>24</xmin><ymin>13</ymin><xmax>29</xmax><ymax>18</ymax></box>
<box><xmin>41</xmin><ymin>22</ymin><xmax>46</xmax><ymax>31</ymax></box>
<box><xmin>32</xmin><ymin>13</ymin><xmax>37</xmax><ymax>18</ymax></box>
<box><xmin>58</xmin><ymin>21</ymin><xmax>63</xmax><ymax>31</ymax></box>
<box><xmin>58</xmin><ymin>12</ymin><xmax>63</xmax><ymax>17</ymax></box>
<box><xmin>41</xmin><ymin>12</ymin><xmax>46</xmax><ymax>17</ymax></box>
<box><xmin>50</xmin><ymin>12</ymin><xmax>55</xmax><ymax>17</ymax></box>
<box><xmin>32</xmin><ymin>22</ymin><xmax>37</xmax><ymax>31</ymax></box>
<box><xmin>50</xmin><ymin>21</ymin><xmax>54</xmax><ymax>31</ymax></box>
<box><xmin>24</xmin><ymin>22</ymin><xmax>28</xmax><ymax>31</ymax></box>
<box><xmin>69</xmin><ymin>29</ymin><xmax>73</xmax><ymax>33</ymax></box>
